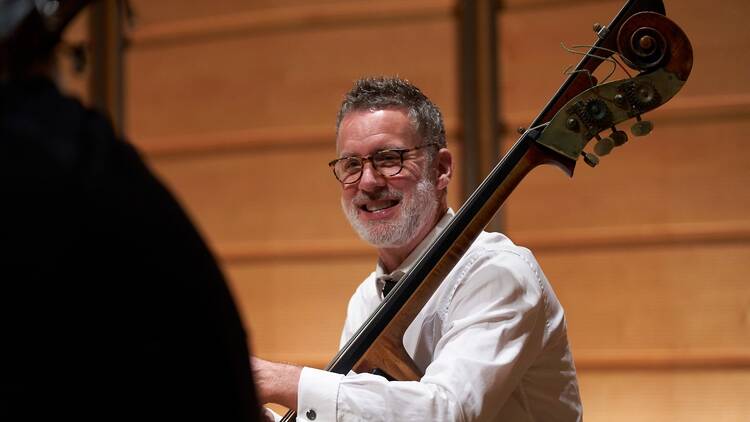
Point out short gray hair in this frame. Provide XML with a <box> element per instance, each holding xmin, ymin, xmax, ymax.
<box><xmin>335</xmin><ymin>76</ymin><xmax>446</xmax><ymax>150</ymax></box>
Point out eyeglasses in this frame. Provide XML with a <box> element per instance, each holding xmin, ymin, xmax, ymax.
<box><xmin>328</xmin><ymin>143</ymin><xmax>439</xmax><ymax>184</ymax></box>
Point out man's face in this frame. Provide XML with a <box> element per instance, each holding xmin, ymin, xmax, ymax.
<box><xmin>336</xmin><ymin>109</ymin><xmax>439</xmax><ymax>248</ymax></box>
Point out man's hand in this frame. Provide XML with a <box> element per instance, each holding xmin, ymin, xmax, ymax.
<box><xmin>252</xmin><ymin>357</ymin><xmax>302</xmax><ymax>410</ymax></box>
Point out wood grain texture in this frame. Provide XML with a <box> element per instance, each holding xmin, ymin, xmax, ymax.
<box><xmin>129</xmin><ymin>0</ymin><xmax>454</xmax><ymax>34</ymax></box>
<box><xmin>134</xmin><ymin>121</ymin><xmax>460</xmax><ymax>158</ymax></box>
<box><xmin>539</xmin><ymin>242</ymin><xmax>750</xmax><ymax>352</ymax></box>
<box><xmin>503</xmin><ymin>118</ymin><xmax>750</xmax><ymax>230</ymax></box>
<box><xmin>225</xmin><ymin>256</ymin><xmax>373</xmax><ymax>360</ymax></box>
<box><xmin>578</xmin><ymin>368</ymin><xmax>750</xmax><ymax>421</ymax></box>
<box><xmin>125</xmin><ymin>15</ymin><xmax>456</xmax><ymax>140</ymax></box>
<box><xmin>498</xmin><ymin>1</ymin><xmax>750</xmax><ymax>116</ymax></box>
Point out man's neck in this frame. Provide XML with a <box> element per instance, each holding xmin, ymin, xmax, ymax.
<box><xmin>376</xmin><ymin>206</ymin><xmax>448</xmax><ymax>273</ymax></box>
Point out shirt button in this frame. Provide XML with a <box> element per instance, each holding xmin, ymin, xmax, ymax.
<box><xmin>305</xmin><ymin>409</ymin><xmax>317</xmax><ymax>420</ymax></box>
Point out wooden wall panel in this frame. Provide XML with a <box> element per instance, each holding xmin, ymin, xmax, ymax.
<box><xmin>499</xmin><ymin>1</ymin><xmax>750</xmax><ymax>116</ymax></box>
<box><xmin>126</xmin><ymin>12</ymin><xmax>456</xmax><ymax>141</ymax></box>
<box><xmin>225</xmin><ymin>256</ymin><xmax>374</xmax><ymax>363</ymax></box>
<box><xmin>503</xmin><ymin>117</ymin><xmax>750</xmax><ymax>231</ymax></box>
<box><xmin>578</xmin><ymin>369</ymin><xmax>750</xmax><ymax>422</ymax></box>
<box><xmin>129</xmin><ymin>0</ymin><xmax>411</xmax><ymax>27</ymax></box>
<box><xmin>539</xmin><ymin>243</ymin><xmax>750</xmax><ymax>354</ymax></box>
<box><xmin>499</xmin><ymin>1</ymin><xmax>616</xmax><ymax>117</ymax></box>
<box><xmin>147</xmin><ymin>147</ymin><xmax>348</xmax><ymax>247</ymax></box>
<box><xmin>130</xmin><ymin>0</ymin><xmax>310</xmax><ymax>25</ymax></box>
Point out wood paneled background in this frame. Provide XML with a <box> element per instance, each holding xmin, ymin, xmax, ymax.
<box><xmin>59</xmin><ymin>0</ymin><xmax>750</xmax><ymax>420</ymax></box>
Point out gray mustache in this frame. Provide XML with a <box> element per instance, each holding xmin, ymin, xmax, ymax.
<box><xmin>351</xmin><ymin>189</ymin><xmax>403</xmax><ymax>205</ymax></box>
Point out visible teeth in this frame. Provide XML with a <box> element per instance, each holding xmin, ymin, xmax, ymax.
<box><xmin>364</xmin><ymin>201</ymin><xmax>397</xmax><ymax>212</ymax></box>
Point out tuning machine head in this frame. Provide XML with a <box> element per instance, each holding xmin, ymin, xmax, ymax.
<box><xmin>594</xmin><ymin>125</ymin><xmax>632</xmax><ymax>156</ymax></box>
<box><xmin>593</xmin><ymin>135</ymin><xmax>615</xmax><ymax>156</ymax></box>
<box><xmin>631</xmin><ymin>117</ymin><xmax>653</xmax><ymax>137</ymax></box>
<box><xmin>582</xmin><ymin>151</ymin><xmax>599</xmax><ymax>167</ymax></box>
<box><xmin>611</xmin><ymin>128</ymin><xmax>628</xmax><ymax>146</ymax></box>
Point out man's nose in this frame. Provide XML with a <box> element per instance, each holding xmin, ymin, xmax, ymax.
<box><xmin>357</xmin><ymin>161</ymin><xmax>386</xmax><ymax>191</ymax></box>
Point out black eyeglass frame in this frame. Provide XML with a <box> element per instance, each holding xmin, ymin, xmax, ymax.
<box><xmin>328</xmin><ymin>142</ymin><xmax>440</xmax><ymax>184</ymax></box>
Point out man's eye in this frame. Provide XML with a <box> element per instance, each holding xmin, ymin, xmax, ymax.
<box><xmin>342</xmin><ymin>158</ymin><xmax>362</xmax><ymax>171</ymax></box>
<box><xmin>375</xmin><ymin>151</ymin><xmax>401</xmax><ymax>166</ymax></box>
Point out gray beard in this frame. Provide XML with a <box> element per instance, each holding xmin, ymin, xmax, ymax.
<box><xmin>342</xmin><ymin>178</ymin><xmax>438</xmax><ymax>248</ymax></box>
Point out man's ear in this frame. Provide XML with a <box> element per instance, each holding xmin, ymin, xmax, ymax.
<box><xmin>435</xmin><ymin>148</ymin><xmax>452</xmax><ymax>191</ymax></box>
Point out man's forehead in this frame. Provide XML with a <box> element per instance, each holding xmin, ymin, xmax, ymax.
<box><xmin>336</xmin><ymin>108</ymin><xmax>418</xmax><ymax>153</ymax></box>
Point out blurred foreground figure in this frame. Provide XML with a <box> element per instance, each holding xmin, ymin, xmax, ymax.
<box><xmin>0</xmin><ymin>1</ymin><xmax>261</xmax><ymax>420</ymax></box>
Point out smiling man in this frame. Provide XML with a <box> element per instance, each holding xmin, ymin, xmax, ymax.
<box><xmin>336</xmin><ymin>107</ymin><xmax>450</xmax><ymax>274</ymax></box>
<box><xmin>253</xmin><ymin>77</ymin><xmax>582</xmax><ymax>421</ymax></box>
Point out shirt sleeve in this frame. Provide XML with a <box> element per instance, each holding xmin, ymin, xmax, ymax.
<box><xmin>297</xmin><ymin>367</ymin><xmax>344</xmax><ymax>421</ymax></box>
<box><xmin>297</xmin><ymin>248</ymin><xmax>549</xmax><ymax>421</ymax></box>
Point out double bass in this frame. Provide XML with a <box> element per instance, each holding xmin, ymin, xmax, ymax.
<box><xmin>283</xmin><ymin>0</ymin><xmax>693</xmax><ymax>419</ymax></box>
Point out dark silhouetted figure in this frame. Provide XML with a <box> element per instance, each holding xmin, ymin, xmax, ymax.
<box><xmin>0</xmin><ymin>1</ymin><xmax>261</xmax><ymax>420</ymax></box>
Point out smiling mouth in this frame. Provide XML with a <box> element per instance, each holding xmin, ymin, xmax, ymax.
<box><xmin>360</xmin><ymin>200</ymin><xmax>400</xmax><ymax>212</ymax></box>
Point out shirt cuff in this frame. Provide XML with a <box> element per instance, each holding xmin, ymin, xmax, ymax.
<box><xmin>262</xmin><ymin>407</ymin><xmax>282</xmax><ymax>422</ymax></box>
<box><xmin>297</xmin><ymin>366</ymin><xmax>343</xmax><ymax>421</ymax></box>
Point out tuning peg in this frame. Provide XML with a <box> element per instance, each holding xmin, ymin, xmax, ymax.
<box><xmin>594</xmin><ymin>136</ymin><xmax>615</xmax><ymax>156</ymax></box>
<box><xmin>592</xmin><ymin>22</ymin><xmax>609</xmax><ymax>39</ymax></box>
<box><xmin>611</xmin><ymin>128</ymin><xmax>628</xmax><ymax>146</ymax></box>
<box><xmin>631</xmin><ymin>116</ymin><xmax>653</xmax><ymax>137</ymax></box>
<box><xmin>582</xmin><ymin>151</ymin><xmax>599</xmax><ymax>167</ymax></box>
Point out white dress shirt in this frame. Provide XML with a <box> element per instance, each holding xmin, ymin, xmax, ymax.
<box><xmin>296</xmin><ymin>210</ymin><xmax>582</xmax><ymax>421</ymax></box>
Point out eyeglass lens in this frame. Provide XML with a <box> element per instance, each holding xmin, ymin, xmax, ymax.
<box><xmin>334</xmin><ymin>150</ymin><xmax>404</xmax><ymax>184</ymax></box>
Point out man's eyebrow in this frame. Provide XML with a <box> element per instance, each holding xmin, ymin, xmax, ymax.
<box><xmin>339</xmin><ymin>145</ymin><xmax>406</xmax><ymax>158</ymax></box>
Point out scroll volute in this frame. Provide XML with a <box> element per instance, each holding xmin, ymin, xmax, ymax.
<box><xmin>534</xmin><ymin>12</ymin><xmax>693</xmax><ymax>170</ymax></box>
